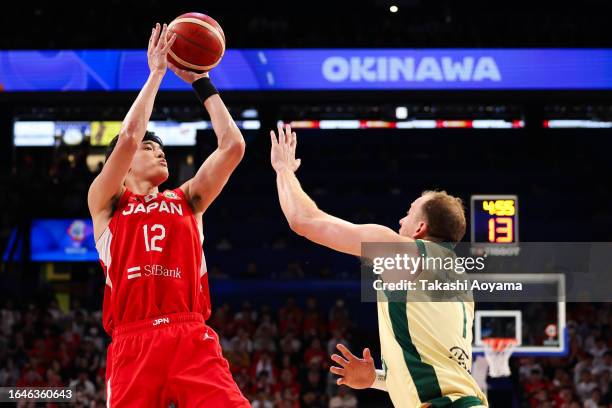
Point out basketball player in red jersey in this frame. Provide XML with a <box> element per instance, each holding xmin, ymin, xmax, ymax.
<box><xmin>88</xmin><ymin>23</ymin><xmax>250</xmax><ymax>407</ymax></box>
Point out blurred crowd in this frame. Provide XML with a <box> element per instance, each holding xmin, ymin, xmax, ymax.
<box><xmin>0</xmin><ymin>299</ymin><xmax>107</xmax><ymax>407</ymax></box>
<box><xmin>1</xmin><ymin>296</ymin><xmax>611</xmax><ymax>407</ymax></box>
<box><xmin>211</xmin><ymin>297</ymin><xmax>357</xmax><ymax>408</ymax></box>
<box><xmin>0</xmin><ymin>296</ymin><xmax>359</xmax><ymax>407</ymax></box>
<box><xmin>517</xmin><ymin>303</ymin><xmax>612</xmax><ymax>407</ymax></box>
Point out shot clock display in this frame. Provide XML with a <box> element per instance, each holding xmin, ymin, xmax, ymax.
<box><xmin>471</xmin><ymin>195</ymin><xmax>519</xmax><ymax>249</ymax></box>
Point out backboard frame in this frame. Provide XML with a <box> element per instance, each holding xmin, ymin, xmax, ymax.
<box><xmin>471</xmin><ymin>273</ymin><xmax>567</xmax><ymax>356</ymax></box>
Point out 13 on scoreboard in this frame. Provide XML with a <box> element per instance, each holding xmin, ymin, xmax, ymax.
<box><xmin>470</xmin><ymin>195</ymin><xmax>519</xmax><ymax>249</ymax></box>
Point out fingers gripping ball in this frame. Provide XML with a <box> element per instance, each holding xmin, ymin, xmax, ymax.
<box><xmin>167</xmin><ymin>12</ymin><xmax>225</xmax><ymax>73</ymax></box>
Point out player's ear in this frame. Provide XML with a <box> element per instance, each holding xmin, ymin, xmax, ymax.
<box><xmin>413</xmin><ymin>221</ymin><xmax>428</xmax><ymax>239</ymax></box>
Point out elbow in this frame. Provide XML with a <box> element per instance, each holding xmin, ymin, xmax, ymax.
<box><xmin>116</xmin><ymin>132</ymin><xmax>140</xmax><ymax>152</ymax></box>
<box><xmin>224</xmin><ymin>137</ymin><xmax>246</xmax><ymax>161</ymax></box>
<box><xmin>233</xmin><ymin>138</ymin><xmax>246</xmax><ymax>158</ymax></box>
<box><xmin>288</xmin><ymin>215</ymin><xmax>311</xmax><ymax>237</ymax></box>
<box><xmin>118</xmin><ymin>126</ymin><xmax>141</xmax><ymax>146</ymax></box>
<box><xmin>120</xmin><ymin>120</ymin><xmax>146</xmax><ymax>141</ymax></box>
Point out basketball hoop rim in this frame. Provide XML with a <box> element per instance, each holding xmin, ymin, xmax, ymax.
<box><xmin>482</xmin><ymin>337</ymin><xmax>518</xmax><ymax>353</ymax></box>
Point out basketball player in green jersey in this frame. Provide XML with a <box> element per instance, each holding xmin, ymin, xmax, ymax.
<box><xmin>270</xmin><ymin>124</ymin><xmax>488</xmax><ymax>408</ymax></box>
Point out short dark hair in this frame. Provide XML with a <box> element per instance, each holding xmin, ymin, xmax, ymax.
<box><xmin>104</xmin><ymin>131</ymin><xmax>163</xmax><ymax>162</ymax></box>
<box><xmin>420</xmin><ymin>190</ymin><xmax>466</xmax><ymax>243</ymax></box>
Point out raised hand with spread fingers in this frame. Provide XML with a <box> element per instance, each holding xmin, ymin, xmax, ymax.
<box><xmin>147</xmin><ymin>22</ymin><xmax>177</xmax><ymax>75</ymax></box>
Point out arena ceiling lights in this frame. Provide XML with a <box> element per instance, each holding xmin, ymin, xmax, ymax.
<box><xmin>282</xmin><ymin>119</ymin><xmax>524</xmax><ymax>129</ymax></box>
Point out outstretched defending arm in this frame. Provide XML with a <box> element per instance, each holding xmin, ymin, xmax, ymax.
<box><xmin>88</xmin><ymin>23</ymin><xmax>176</xmax><ymax>218</ymax></box>
<box><xmin>271</xmin><ymin>124</ymin><xmax>410</xmax><ymax>257</ymax></box>
<box><xmin>169</xmin><ymin>63</ymin><xmax>246</xmax><ymax>214</ymax></box>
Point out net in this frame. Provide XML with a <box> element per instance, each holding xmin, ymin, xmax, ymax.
<box><xmin>482</xmin><ymin>337</ymin><xmax>517</xmax><ymax>377</ymax></box>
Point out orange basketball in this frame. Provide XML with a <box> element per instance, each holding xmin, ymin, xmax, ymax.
<box><xmin>167</xmin><ymin>12</ymin><xmax>225</xmax><ymax>73</ymax></box>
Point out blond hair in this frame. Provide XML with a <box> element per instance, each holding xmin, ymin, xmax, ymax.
<box><xmin>420</xmin><ymin>190</ymin><xmax>466</xmax><ymax>243</ymax></box>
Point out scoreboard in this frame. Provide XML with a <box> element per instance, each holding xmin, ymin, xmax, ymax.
<box><xmin>470</xmin><ymin>195</ymin><xmax>519</xmax><ymax>255</ymax></box>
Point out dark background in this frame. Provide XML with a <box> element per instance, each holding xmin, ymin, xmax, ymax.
<box><xmin>2</xmin><ymin>0</ymin><xmax>612</xmax><ymax>49</ymax></box>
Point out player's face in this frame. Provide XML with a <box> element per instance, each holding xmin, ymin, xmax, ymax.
<box><xmin>398</xmin><ymin>196</ymin><xmax>428</xmax><ymax>238</ymax></box>
<box><xmin>129</xmin><ymin>141</ymin><xmax>168</xmax><ymax>185</ymax></box>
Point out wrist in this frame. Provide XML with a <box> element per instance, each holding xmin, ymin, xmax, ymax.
<box><xmin>192</xmin><ymin>77</ymin><xmax>219</xmax><ymax>104</ymax></box>
<box><xmin>275</xmin><ymin>167</ymin><xmax>294</xmax><ymax>175</ymax></box>
<box><xmin>371</xmin><ymin>369</ymin><xmax>386</xmax><ymax>391</ymax></box>
<box><xmin>149</xmin><ymin>68</ymin><xmax>165</xmax><ymax>78</ymax></box>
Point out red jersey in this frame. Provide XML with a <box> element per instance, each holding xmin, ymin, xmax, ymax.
<box><xmin>95</xmin><ymin>187</ymin><xmax>211</xmax><ymax>335</ymax></box>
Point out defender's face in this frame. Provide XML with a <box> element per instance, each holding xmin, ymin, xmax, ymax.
<box><xmin>129</xmin><ymin>141</ymin><xmax>168</xmax><ymax>185</ymax></box>
<box><xmin>398</xmin><ymin>195</ymin><xmax>427</xmax><ymax>237</ymax></box>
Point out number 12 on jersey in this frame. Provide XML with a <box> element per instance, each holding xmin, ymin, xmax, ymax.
<box><xmin>143</xmin><ymin>224</ymin><xmax>166</xmax><ymax>252</ymax></box>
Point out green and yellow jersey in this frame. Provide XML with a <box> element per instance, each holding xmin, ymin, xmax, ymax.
<box><xmin>376</xmin><ymin>239</ymin><xmax>488</xmax><ymax>408</ymax></box>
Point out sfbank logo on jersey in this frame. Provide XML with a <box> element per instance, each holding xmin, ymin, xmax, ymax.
<box><xmin>122</xmin><ymin>201</ymin><xmax>183</xmax><ymax>216</ymax></box>
<box><xmin>126</xmin><ymin>264</ymin><xmax>182</xmax><ymax>280</ymax></box>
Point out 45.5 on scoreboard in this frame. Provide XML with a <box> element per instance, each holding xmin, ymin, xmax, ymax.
<box><xmin>470</xmin><ymin>195</ymin><xmax>519</xmax><ymax>255</ymax></box>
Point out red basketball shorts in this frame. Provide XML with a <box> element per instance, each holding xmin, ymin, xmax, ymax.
<box><xmin>105</xmin><ymin>312</ymin><xmax>250</xmax><ymax>407</ymax></box>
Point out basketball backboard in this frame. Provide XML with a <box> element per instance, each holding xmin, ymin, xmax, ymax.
<box><xmin>472</xmin><ymin>273</ymin><xmax>566</xmax><ymax>356</ymax></box>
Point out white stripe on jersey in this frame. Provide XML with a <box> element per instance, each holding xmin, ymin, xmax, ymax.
<box><xmin>95</xmin><ymin>227</ymin><xmax>113</xmax><ymax>289</ymax></box>
<box><xmin>106</xmin><ymin>379</ymin><xmax>111</xmax><ymax>408</ymax></box>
